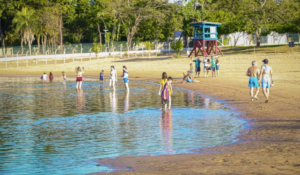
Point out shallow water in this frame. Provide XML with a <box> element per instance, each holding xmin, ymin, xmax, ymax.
<box><xmin>0</xmin><ymin>77</ymin><xmax>246</xmax><ymax>175</ymax></box>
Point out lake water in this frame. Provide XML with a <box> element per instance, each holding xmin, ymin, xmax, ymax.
<box><xmin>0</xmin><ymin>77</ymin><xmax>246</xmax><ymax>175</ymax></box>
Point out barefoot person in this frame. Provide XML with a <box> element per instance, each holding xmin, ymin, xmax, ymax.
<box><xmin>42</xmin><ymin>72</ymin><xmax>47</xmax><ymax>81</ymax></box>
<box><xmin>122</xmin><ymin>66</ymin><xmax>130</xmax><ymax>92</ymax></box>
<box><xmin>193</xmin><ymin>57</ymin><xmax>201</xmax><ymax>78</ymax></box>
<box><xmin>203</xmin><ymin>56</ymin><xmax>208</xmax><ymax>77</ymax></box>
<box><xmin>62</xmin><ymin>71</ymin><xmax>66</xmax><ymax>84</ymax></box>
<box><xmin>205</xmin><ymin>59</ymin><xmax>211</xmax><ymax>77</ymax></box>
<box><xmin>49</xmin><ymin>72</ymin><xmax>54</xmax><ymax>82</ymax></box>
<box><xmin>211</xmin><ymin>56</ymin><xmax>216</xmax><ymax>77</ymax></box>
<box><xmin>259</xmin><ymin>59</ymin><xmax>274</xmax><ymax>103</ymax></box>
<box><xmin>159</xmin><ymin>72</ymin><xmax>172</xmax><ymax>109</ymax></box>
<box><xmin>246</xmin><ymin>61</ymin><xmax>260</xmax><ymax>101</ymax></box>
<box><xmin>99</xmin><ymin>70</ymin><xmax>104</xmax><ymax>83</ymax></box>
<box><xmin>216</xmin><ymin>56</ymin><xmax>220</xmax><ymax>77</ymax></box>
<box><xmin>161</xmin><ymin>77</ymin><xmax>173</xmax><ymax>111</ymax></box>
<box><xmin>109</xmin><ymin>66</ymin><xmax>118</xmax><ymax>91</ymax></box>
<box><xmin>75</xmin><ymin>66</ymin><xmax>84</xmax><ymax>89</ymax></box>
<box><xmin>189</xmin><ymin>63</ymin><xmax>194</xmax><ymax>80</ymax></box>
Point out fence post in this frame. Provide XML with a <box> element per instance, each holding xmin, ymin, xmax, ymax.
<box><xmin>17</xmin><ymin>59</ymin><xmax>18</xmax><ymax>68</ymax></box>
<box><xmin>64</xmin><ymin>49</ymin><xmax>66</xmax><ymax>64</ymax></box>
<box><xmin>254</xmin><ymin>47</ymin><xmax>255</xmax><ymax>53</ymax></box>
<box><xmin>155</xmin><ymin>44</ymin><xmax>158</xmax><ymax>56</ymax></box>
<box><xmin>169</xmin><ymin>42</ymin><xmax>170</xmax><ymax>55</ymax></box>
<box><xmin>5</xmin><ymin>58</ymin><xmax>7</xmax><ymax>68</ymax></box>
<box><xmin>135</xmin><ymin>46</ymin><xmax>137</xmax><ymax>57</ymax></box>
<box><xmin>26</xmin><ymin>51</ymin><xmax>29</xmax><ymax>57</ymax></box>
<box><xmin>17</xmin><ymin>51</ymin><xmax>19</xmax><ymax>57</ymax></box>
<box><xmin>36</xmin><ymin>52</ymin><xmax>38</xmax><ymax>65</ymax></box>
<box><xmin>106</xmin><ymin>47</ymin><xmax>108</xmax><ymax>59</ymax></box>
<box><xmin>12</xmin><ymin>48</ymin><xmax>13</xmax><ymax>57</ymax></box>
<box><xmin>142</xmin><ymin>47</ymin><xmax>144</xmax><ymax>57</ymax></box>
<box><xmin>112</xmin><ymin>47</ymin><xmax>114</xmax><ymax>59</ymax></box>
<box><xmin>89</xmin><ymin>49</ymin><xmax>91</xmax><ymax>61</ymax></box>
<box><xmin>55</xmin><ymin>50</ymin><xmax>57</xmax><ymax>64</ymax></box>
<box><xmin>120</xmin><ymin>46</ymin><xmax>122</xmax><ymax>59</ymax></box>
<box><xmin>80</xmin><ymin>44</ymin><xmax>82</xmax><ymax>53</ymax></box>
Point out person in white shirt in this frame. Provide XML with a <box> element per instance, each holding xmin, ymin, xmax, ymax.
<box><xmin>259</xmin><ymin>59</ymin><xmax>274</xmax><ymax>103</ymax></box>
<box><xmin>42</xmin><ymin>73</ymin><xmax>47</xmax><ymax>81</ymax></box>
<box><xmin>122</xmin><ymin>65</ymin><xmax>130</xmax><ymax>92</ymax></box>
<box><xmin>109</xmin><ymin>65</ymin><xmax>118</xmax><ymax>91</ymax></box>
<box><xmin>203</xmin><ymin>56</ymin><xmax>208</xmax><ymax>78</ymax></box>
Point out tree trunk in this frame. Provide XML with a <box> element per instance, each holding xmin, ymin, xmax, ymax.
<box><xmin>116</xmin><ymin>21</ymin><xmax>120</xmax><ymax>41</ymax></box>
<box><xmin>59</xmin><ymin>16</ymin><xmax>63</xmax><ymax>54</ymax></box>
<box><xmin>97</xmin><ymin>23</ymin><xmax>102</xmax><ymax>45</ymax></box>
<box><xmin>28</xmin><ymin>41</ymin><xmax>32</xmax><ymax>56</ymax></box>
<box><xmin>37</xmin><ymin>35</ymin><xmax>40</xmax><ymax>54</ymax></box>
<box><xmin>256</xmin><ymin>28</ymin><xmax>261</xmax><ymax>47</ymax></box>
<box><xmin>21</xmin><ymin>38</ymin><xmax>24</xmax><ymax>55</ymax></box>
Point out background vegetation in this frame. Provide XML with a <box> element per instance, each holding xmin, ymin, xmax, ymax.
<box><xmin>0</xmin><ymin>0</ymin><xmax>300</xmax><ymax>55</ymax></box>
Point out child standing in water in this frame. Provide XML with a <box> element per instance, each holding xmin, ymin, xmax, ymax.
<box><xmin>99</xmin><ymin>70</ymin><xmax>104</xmax><ymax>82</ymax></box>
<box><xmin>159</xmin><ymin>72</ymin><xmax>172</xmax><ymax>109</ymax></box>
<box><xmin>49</xmin><ymin>72</ymin><xmax>54</xmax><ymax>82</ymax></box>
<box><xmin>122</xmin><ymin>66</ymin><xmax>130</xmax><ymax>92</ymax></box>
<box><xmin>42</xmin><ymin>72</ymin><xmax>47</xmax><ymax>81</ymax></box>
<box><xmin>161</xmin><ymin>77</ymin><xmax>173</xmax><ymax>111</ymax></box>
<box><xmin>75</xmin><ymin>66</ymin><xmax>85</xmax><ymax>89</ymax></box>
<box><xmin>109</xmin><ymin>66</ymin><xmax>117</xmax><ymax>91</ymax></box>
<box><xmin>62</xmin><ymin>71</ymin><xmax>66</xmax><ymax>84</ymax></box>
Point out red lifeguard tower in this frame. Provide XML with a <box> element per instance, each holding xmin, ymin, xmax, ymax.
<box><xmin>188</xmin><ymin>22</ymin><xmax>223</xmax><ymax>57</ymax></box>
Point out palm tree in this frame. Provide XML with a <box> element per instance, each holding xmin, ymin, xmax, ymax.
<box><xmin>13</xmin><ymin>7</ymin><xmax>38</xmax><ymax>55</ymax></box>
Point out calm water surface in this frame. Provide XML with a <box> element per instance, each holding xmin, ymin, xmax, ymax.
<box><xmin>0</xmin><ymin>77</ymin><xmax>246</xmax><ymax>175</ymax></box>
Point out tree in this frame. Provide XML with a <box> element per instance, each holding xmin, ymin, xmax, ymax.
<box><xmin>13</xmin><ymin>7</ymin><xmax>38</xmax><ymax>55</ymax></box>
<box><xmin>171</xmin><ymin>40</ymin><xmax>184</xmax><ymax>55</ymax></box>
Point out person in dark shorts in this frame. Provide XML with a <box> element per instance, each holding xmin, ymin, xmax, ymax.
<box><xmin>193</xmin><ymin>57</ymin><xmax>201</xmax><ymax>78</ymax></box>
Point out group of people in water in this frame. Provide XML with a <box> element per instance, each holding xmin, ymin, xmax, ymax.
<box><xmin>182</xmin><ymin>56</ymin><xmax>220</xmax><ymax>83</ymax></box>
<box><xmin>246</xmin><ymin>59</ymin><xmax>274</xmax><ymax>103</ymax></box>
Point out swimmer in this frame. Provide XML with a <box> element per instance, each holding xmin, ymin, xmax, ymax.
<box><xmin>246</xmin><ymin>61</ymin><xmax>260</xmax><ymax>101</ymax></box>
<box><xmin>259</xmin><ymin>59</ymin><xmax>274</xmax><ymax>103</ymax></box>
<box><xmin>75</xmin><ymin>66</ymin><xmax>85</xmax><ymax>89</ymax></box>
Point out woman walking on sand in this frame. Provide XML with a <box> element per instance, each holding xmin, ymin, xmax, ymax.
<box><xmin>109</xmin><ymin>66</ymin><xmax>118</xmax><ymax>91</ymax></box>
<box><xmin>75</xmin><ymin>66</ymin><xmax>84</xmax><ymax>89</ymax></box>
<box><xmin>122</xmin><ymin>66</ymin><xmax>130</xmax><ymax>92</ymax></box>
<box><xmin>49</xmin><ymin>72</ymin><xmax>54</xmax><ymax>82</ymax></box>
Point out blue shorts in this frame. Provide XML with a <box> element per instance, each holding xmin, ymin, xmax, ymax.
<box><xmin>186</xmin><ymin>77</ymin><xmax>192</xmax><ymax>82</ymax></box>
<box><xmin>190</xmin><ymin>70</ymin><xmax>193</xmax><ymax>73</ymax></box>
<box><xmin>100</xmin><ymin>77</ymin><xmax>104</xmax><ymax>80</ymax></box>
<box><xmin>124</xmin><ymin>78</ymin><xmax>129</xmax><ymax>83</ymax></box>
<box><xmin>262</xmin><ymin>76</ymin><xmax>270</xmax><ymax>88</ymax></box>
<box><xmin>249</xmin><ymin>77</ymin><xmax>259</xmax><ymax>88</ymax></box>
<box><xmin>216</xmin><ymin>65</ymin><xmax>220</xmax><ymax>70</ymax></box>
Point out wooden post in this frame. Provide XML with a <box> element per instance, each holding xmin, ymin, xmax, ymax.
<box><xmin>17</xmin><ymin>59</ymin><xmax>18</xmax><ymax>68</ymax></box>
<box><xmin>5</xmin><ymin>58</ymin><xmax>7</xmax><ymax>68</ymax></box>
<box><xmin>89</xmin><ymin>49</ymin><xmax>91</xmax><ymax>61</ymax></box>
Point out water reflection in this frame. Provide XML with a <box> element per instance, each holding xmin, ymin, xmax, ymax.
<box><xmin>0</xmin><ymin>77</ymin><xmax>245</xmax><ymax>175</ymax></box>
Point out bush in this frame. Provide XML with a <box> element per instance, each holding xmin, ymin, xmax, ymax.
<box><xmin>91</xmin><ymin>43</ymin><xmax>105</xmax><ymax>57</ymax></box>
<box><xmin>144</xmin><ymin>41</ymin><xmax>155</xmax><ymax>50</ymax></box>
<box><xmin>171</xmin><ymin>40</ymin><xmax>184</xmax><ymax>55</ymax></box>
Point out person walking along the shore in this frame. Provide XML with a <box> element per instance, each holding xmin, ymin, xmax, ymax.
<box><xmin>75</xmin><ymin>66</ymin><xmax>84</xmax><ymax>89</ymax></box>
<box><xmin>109</xmin><ymin>66</ymin><xmax>118</xmax><ymax>91</ymax></box>
<box><xmin>216</xmin><ymin>56</ymin><xmax>220</xmax><ymax>77</ymax></box>
<box><xmin>246</xmin><ymin>61</ymin><xmax>260</xmax><ymax>101</ymax></box>
<box><xmin>122</xmin><ymin>66</ymin><xmax>130</xmax><ymax>92</ymax></box>
<box><xmin>260</xmin><ymin>59</ymin><xmax>274</xmax><ymax>103</ymax></box>
<box><xmin>210</xmin><ymin>56</ymin><xmax>216</xmax><ymax>77</ymax></box>
<box><xmin>193</xmin><ymin>57</ymin><xmax>201</xmax><ymax>78</ymax></box>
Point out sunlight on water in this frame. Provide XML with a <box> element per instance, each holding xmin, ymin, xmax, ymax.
<box><xmin>0</xmin><ymin>77</ymin><xmax>246</xmax><ymax>175</ymax></box>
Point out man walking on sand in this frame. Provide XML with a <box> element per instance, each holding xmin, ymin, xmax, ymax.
<box><xmin>259</xmin><ymin>59</ymin><xmax>274</xmax><ymax>103</ymax></box>
<box><xmin>246</xmin><ymin>61</ymin><xmax>260</xmax><ymax>101</ymax></box>
<box><xmin>193</xmin><ymin>57</ymin><xmax>201</xmax><ymax>78</ymax></box>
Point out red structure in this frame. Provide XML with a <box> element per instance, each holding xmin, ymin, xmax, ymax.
<box><xmin>188</xmin><ymin>22</ymin><xmax>223</xmax><ymax>57</ymax></box>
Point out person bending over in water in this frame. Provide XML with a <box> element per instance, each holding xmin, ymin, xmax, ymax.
<box><xmin>246</xmin><ymin>61</ymin><xmax>260</xmax><ymax>101</ymax></box>
<box><xmin>259</xmin><ymin>59</ymin><xmax>274</xmax><ymax>103</ymax></box>
<box><xmin>62</xmin><ymin>71</ymin><xmax>66</xmax><ymax>84</ymax></box>
<box><xmin>75</xmin><ymin>66</ymin><xmax>85</xmax><ymax>89</ymax></box>
<box><xmin>109</xmin><ymin>66</ymin><xmax>118</xmax><ymax>91</ymax></box>
<box><xmin>161</xmin><ymin>77</ymin><xmax>173</xmax><ymax>111</ymax></box>
<box><xmin>122</xmin><ymin>66</ymin><xmax>130</xmax><ymax>92</ymax></box>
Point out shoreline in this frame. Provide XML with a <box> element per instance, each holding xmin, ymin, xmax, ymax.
<box><xmin>1</xmin><ymin>54</ymin><xmax>300</xmax><ymax>174</ymax></box>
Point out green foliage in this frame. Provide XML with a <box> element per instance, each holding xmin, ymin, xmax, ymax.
<box><xmin>144</xmin><ymin>41</ymin><xmax>155</xmax><ymax>50</ymax></box>
<box><xmin>171</xmin><ymin>40</ymin><xmax>184</xmax><ymax>55</ymax></box>
<box><xmin>91</xmin><ymin>43</ymin><xmax>104</xmax><ymax>56</ymax></box>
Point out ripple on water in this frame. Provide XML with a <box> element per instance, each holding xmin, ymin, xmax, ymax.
<box><xmin>0</xmin><ymin>77</ymin><xmax>246</xmax><ymax>175</ymax></box>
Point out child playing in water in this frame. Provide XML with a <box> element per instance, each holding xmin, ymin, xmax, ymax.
<box><xmin>49</xmin><ymin>72</ymin><xmax>54</xmax><ymax>82</ymax></box>
<box><xmin>75</xmin><ymin>66</ymin><xmax>85</xmax><ymax>89</ymax></box>
<box><xmin>122</xmin><ymin>66</ymin><xmax>130</xmax><ymax>92</ymax></box>
<box><xmin>161</xmin><ymin>77</ymin><xmax>173</xmax><ymax>111</ymax></box>
<box><xmin>62</xmin><ymin>71</ymin><xmax>66</xmax><ymax>84</ymax></box>
<box><xmin>42</xmin><ymin>72</ymin><xmax>47</xmax><ymax>81</ymax></box>
<box><xmin>100</xmin><ymin>70</ymin><xmax>104</xmax><ymax>82</ymax></box>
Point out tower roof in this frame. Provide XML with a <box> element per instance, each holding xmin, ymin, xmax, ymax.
<box><xmin>190</xmin><ymin>22</ymin><xmax>221</xmax><ymax>27</ymax></box>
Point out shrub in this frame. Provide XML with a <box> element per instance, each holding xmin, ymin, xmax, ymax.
<box><xmin>91</xmin><ymin>43</ymin><xmax>105</xmax><ymax>58</ymax></box>
<box><xmin>171</xmin><ymin>40</ymin><xmax>184</xmax><ymax>55</ymax></box>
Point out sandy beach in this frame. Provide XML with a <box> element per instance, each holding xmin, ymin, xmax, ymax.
<box><xmin>1</xmin><ymin>53</ymin><xmax>300</xmax><ymax>174</ymax></box>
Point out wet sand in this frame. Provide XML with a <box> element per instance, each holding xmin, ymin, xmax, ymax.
<box><xmin>1</xmin><ymin>53</ymin><xmax>300</xmax><ymax>174</ymax></box>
